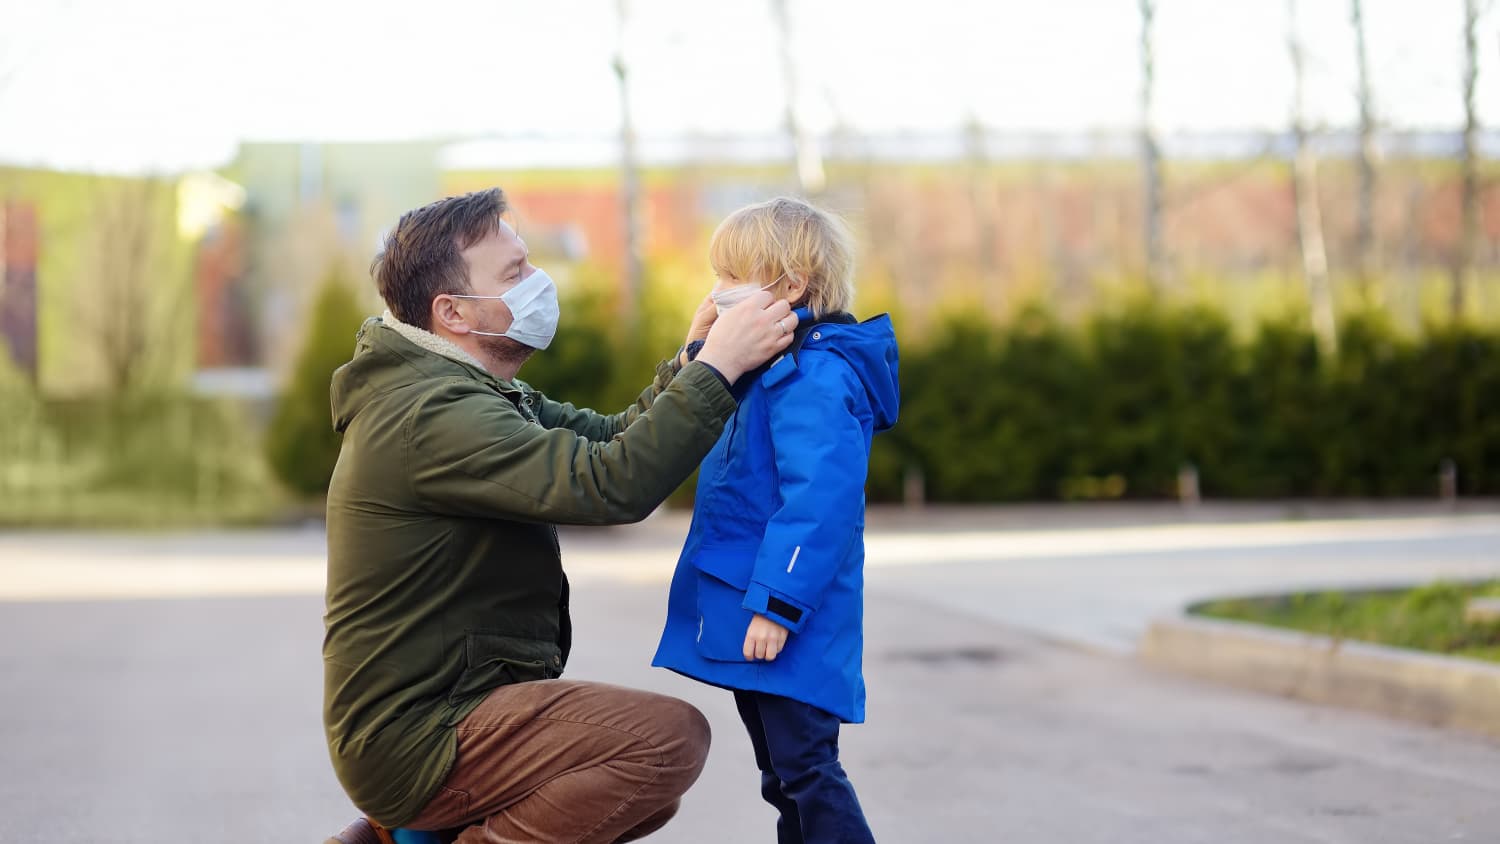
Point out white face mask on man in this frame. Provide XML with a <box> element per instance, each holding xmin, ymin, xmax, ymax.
<box><xmin>450</xmin><ymin>267</ymin><xmax>560</xmax><ymax>350</ymax></box>
<box><xmin>711</xmin><ymin>274</ymin><xmax>785</xmax><ymax>316</ymax></box>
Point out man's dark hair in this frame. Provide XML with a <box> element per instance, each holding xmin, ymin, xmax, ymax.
<box><xmin>371</xmin><ymin>188</ymin><xmax>508</xmax><ymax>330</ymax></box>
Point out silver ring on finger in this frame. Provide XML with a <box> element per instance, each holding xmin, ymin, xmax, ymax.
<box><xmin>778</xmin><ymin>318</ymin><xmax>788</xmax><ymax>336</ymax></box>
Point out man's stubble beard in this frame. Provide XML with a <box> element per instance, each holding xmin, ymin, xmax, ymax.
<box><xmin>477</xmin><ymin>334</ymin><xmax>535</xmax><ymax>373</ymax></box>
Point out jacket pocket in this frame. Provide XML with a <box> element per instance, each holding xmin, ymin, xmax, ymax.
<box><xmin>446</xmin><ymin>630</ymin><xmax>562</xmax><ymax>711</ymax></box>
<box><xmin>691</xmin><ymin>547</ymin><xmax>757</xmax><ymax>663</ymax></box>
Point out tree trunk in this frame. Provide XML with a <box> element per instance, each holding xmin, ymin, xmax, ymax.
<box><xmin>613</xmin><ymin>0</ymin><xmax>642</xmax><ymax>326</ymax></box>
<box><xmin>772</xmin><ymin>0</ymin><xmax>824</xmax><ymax>195</ymax></box>
<box><xmin>1352</xmin><ymin>0</ymin><xmax>1379</xmax><ymax>295</ymax></box>
<box><xmin>1139</xmin><ymin>0</ymin><xmax>1164</xmax><ymax>288</ymax></box>
<box><xmin>1289</xmin><ymin>0</ymin><xmax>1338</xmax><ymax>356</ymax></box>
<box><xmin>1454</xmin><ymin>0</ymin><xmax>1480</xmax><ymax>321</ymax></box>
<box><xmin>965</xmin><ymin>115</ymin><xmax>1000</xmax><ymax>313</ymax></box>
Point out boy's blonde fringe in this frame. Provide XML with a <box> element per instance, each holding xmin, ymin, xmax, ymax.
<box><xmin>708</xmin><ymin>197</ymin><xmax>856</xmax><ymax>318</ymax></box>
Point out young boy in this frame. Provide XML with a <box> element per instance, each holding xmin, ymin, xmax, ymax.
<box><xmin>653</xmin><ymin>197</ymin><xmax>900</xmax><ymax>843</ymax></box>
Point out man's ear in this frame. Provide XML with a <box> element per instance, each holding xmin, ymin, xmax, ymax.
<box><xmin>431</xmin><ymin>294</ymin><xmax>468</xmax><ymax>335</ymax></box>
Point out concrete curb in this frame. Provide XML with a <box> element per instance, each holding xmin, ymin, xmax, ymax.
<box><xmin>1140</xmin><ymin>613</ymin><xmax>1500</xmax><ymax>739</ymax></box>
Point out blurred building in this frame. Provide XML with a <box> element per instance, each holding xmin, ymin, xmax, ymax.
<box><xmin>0</xmin><ymin>200</ymin><xmax>38</xmax><ymax>381</ymax></box>
<box><xmin>437</xmin><ymin>128</ymin><xmax>1500</xmax><ymax>313</ymax></box>
<box><xmin>223</xmin><ymin>141</ymin><xmax>447</xmax><ymax>376</ymax></box>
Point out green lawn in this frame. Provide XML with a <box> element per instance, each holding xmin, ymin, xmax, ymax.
<box><xmin>1195</xmin><ymin>581</ymin><xmax>1500</xmax><ymax>664</ymax></box>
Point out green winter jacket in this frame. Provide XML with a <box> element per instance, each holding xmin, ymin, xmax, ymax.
<box><xmin>322</xmin><ymin>316</ymin><xmax>736</xmax><ymax>826</ymax></box>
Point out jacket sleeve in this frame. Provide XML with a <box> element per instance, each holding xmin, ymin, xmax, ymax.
<box><xmin>407</xmin><ymin>363</ymin><xmax>734</xmax><ymax>526</ymax></box>
<box><xmin>531</xmin><ymin>358</ymin><xmax>680</xmax><ymax>442</ymax></box>
<box><xmin>741</xmin><ymin>355</ymin><xmax>870</xmax><ymax>633</ymax></box>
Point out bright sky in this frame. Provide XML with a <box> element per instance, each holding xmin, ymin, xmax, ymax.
<box><xmin>1</xmin><ymin>0</ymin><xmax>1495</xmax><ymax>173</ymax></box>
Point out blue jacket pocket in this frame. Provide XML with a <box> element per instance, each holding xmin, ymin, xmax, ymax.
<box><xmin>691</xmin><ymin>547</ymin><xmax>757</xmax><ymax>663</ymax></box>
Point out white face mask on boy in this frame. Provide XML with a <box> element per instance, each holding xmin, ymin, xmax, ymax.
<box><xmin>711</xmin><ymin>274</ymin><xmax>785</xmax><ymax>316</ymax></box>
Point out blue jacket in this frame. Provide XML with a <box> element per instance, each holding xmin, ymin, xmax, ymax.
<box><xmin>652</xmin><ymin>309</ymin><xmax>900</xmax><ymax>723</ymax></box>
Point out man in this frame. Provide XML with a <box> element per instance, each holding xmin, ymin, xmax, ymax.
<box><xmin>322</xmin><ymin>188</ymin><xmax>800</xmax><ymax>844</ymax></box>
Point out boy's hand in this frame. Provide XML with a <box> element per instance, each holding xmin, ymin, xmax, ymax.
<box><xmin>679</xmin><ymin>294</ymin><xmax>719</xmax><ymax>368</ymax></box>
<box><xmin>686</xmin><ymin>294</ymin><xmax>718</xmax><ymax>345</ymax></box>
<box><xmin>743</xmin><ymin>614</ymin><xmax>790</xmax><ymax>661</ymax></box>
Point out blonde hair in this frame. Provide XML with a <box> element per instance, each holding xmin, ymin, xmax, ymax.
<box><xmin>708</xmin><ymin>197</ymin><xmax>856</xmax><ymax>318</ymax></box>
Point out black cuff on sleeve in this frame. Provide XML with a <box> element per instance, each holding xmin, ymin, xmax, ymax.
<box><xmin>767</xmin><ymin>597</ymin><xmax>804</xmax><ymax>625</ymax></box>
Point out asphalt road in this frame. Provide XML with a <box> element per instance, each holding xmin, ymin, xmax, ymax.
<box><xmin>2</xmin><ymin>505</ymin><xmax>1497</xmax><ymax>842</ymax></box>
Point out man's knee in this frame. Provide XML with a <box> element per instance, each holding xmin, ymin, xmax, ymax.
<box><xmin>615</xmin><ymin>798</ymin><xmax>682</xmax><ymax>843</ymax></box>
<box><xmin>650</xmin><ymin>696</ymin><xmax>711</xmax><ymax>787</ymax></box>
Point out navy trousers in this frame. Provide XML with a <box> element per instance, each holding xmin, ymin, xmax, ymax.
<box><xmin>732</xmin><ymin>690</ymin><xmax>875</xmax><ymax>844</ymax></box>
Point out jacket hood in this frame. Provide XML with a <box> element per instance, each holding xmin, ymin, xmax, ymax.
<box><xmin>330</xmin><ymin>315</ymin><xmax>494</xmax><ymax>434</ymax></box>
<box><xmin>802</xmin><ymin>311</ymin><xmax>900</xmax><ymax>432</ymax></box>
<box><xmin>332</xmin><ymin>319</ymin><xmax>400</xmax><ymax>434</ymax></box>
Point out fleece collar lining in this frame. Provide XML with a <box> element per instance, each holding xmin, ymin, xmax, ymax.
<box><xmin>381</xmin><ymin>309</ymin><xmax>488</xmax><ymax>373</ymax></box>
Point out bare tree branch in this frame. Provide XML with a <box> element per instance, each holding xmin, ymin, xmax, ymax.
<box><xmin>81</xmin><ymin>177</ymin><xmax>182</xmax><ymax>395</ymax></box>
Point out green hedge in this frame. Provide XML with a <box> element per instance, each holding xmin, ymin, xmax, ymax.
<box><xmin>258</xmin><ymin>273</ymin><xmax>1500</xmax><ymax>505</ymax></box>
<box><xmin>522</xmin><ymin>290</ymin><xmax>1499</xmax><ymax>503</ymax></box>
<box><xmin>0</xmin><ymin>391</ymin><xmax>280</xmax><ymax>527</ymax></box>
<box><xmin>869</xmin><ymin>306</ymin><xmax>1500</xmax><ymax>502</ymax></box>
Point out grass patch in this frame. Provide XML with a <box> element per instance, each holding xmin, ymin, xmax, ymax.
<box><xmin>1194</xmin><ymin>581</ymin><xmax>1500</xmax><ymax>664</ymax></box>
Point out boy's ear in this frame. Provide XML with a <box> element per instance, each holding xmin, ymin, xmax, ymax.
<box><xmin>785</xmin><ymin>272</ymin><xmax>810</xmax><ymax>302</ymax></box>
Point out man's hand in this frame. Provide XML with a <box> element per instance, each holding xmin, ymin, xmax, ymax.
<box><xmin>743</xmin><ymin>614</ymin><xmax>790</xmax><ymax>661</ymax></box>
<box><xmin>679</xmin><ymin>294</ymin><xmax>718</xmax><ymax>368</ymax></box>
<box><xmin>696</xmin><ymin>291</ymin><xmax>798</xmax><ymax>385</ymax></box>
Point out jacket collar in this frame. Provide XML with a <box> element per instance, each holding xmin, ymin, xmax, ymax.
<box><xmin>381</xmin><ymin>309</ymin><xmax>488</xmax><ymax>372</ymax></box>
<box><xmin>377</xmin><ymin>310</ymin><xmax>532</xmax><ymax>397</ymax></box>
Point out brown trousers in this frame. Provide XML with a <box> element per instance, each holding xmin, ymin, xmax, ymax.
<box><xmin>405</xmin><ymin>680</ymin><xmax>711</xmax><ymax>844</ymax></box>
